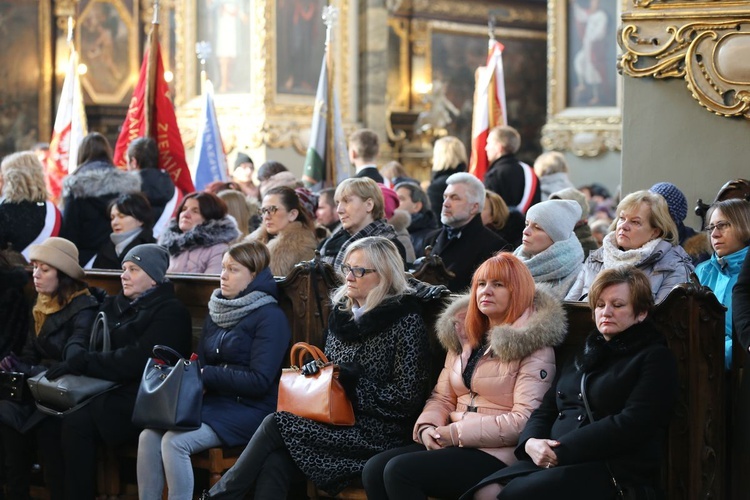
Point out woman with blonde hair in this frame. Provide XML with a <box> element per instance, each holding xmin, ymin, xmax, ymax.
<box><xmin>482</xmin><ymin>190</ymin><xmax>524</xmax><ymax>248</ymax></box>
<box><xmin>318</xmin><ymin>177</ymin><xmax>407</xmax><ymax>269</ymax></box>
<box><xmin>533</xmin><ymin>152</ymin><xmax>575</xmax><ymax>201</ymax></box>
<box><xmin>427</xmin><ymin>136</ymin><xmax>468</xmax><ymax>219</ymax></box>
<box><xmin>218</xmin><ymin>189</ymin><xmax>254</xmax><ymax>238</ymax></box>
<box><xmin>0</xmin><ymin>152</ymin><xmax>62</xmax><ymax>259</ymax></box>
<box><xmin>566</xmin><ymin>190</ymin><xmax>694</xmax><ymax>303</ymax></box>
<box><xmin>201</xmin><ymin>236</ymin><xmax>430</xmax><ymax>498</ymax></box>
<box><xmin>363</xmin><ymin>252</ymin><xmax>566</xmax><ymax>500</ymax></box>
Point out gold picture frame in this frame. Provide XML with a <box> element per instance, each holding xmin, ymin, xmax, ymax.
<box><xmin>542</xmin><ymin>0</ymin><xmax>626</xmax><ymax>157</ymax></box>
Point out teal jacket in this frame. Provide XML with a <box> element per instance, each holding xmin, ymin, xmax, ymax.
<box><xmin>696</xmin><ymin>246</ymin><xmax>749</xmax><ymax>370</ymax></box>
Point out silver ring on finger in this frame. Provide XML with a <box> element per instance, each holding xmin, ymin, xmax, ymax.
<box><xmin>546</xmin><ymin>463</ymin><xmax>551</xmax><ymax>468</ymax></box>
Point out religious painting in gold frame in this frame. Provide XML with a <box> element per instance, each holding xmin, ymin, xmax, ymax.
<box><xmin>0</xmin><ymin>0</ymin><xmax>52</xmax><ymax>157</ymax></box>
<box><xmin>542</xmin><ymin>0</ymin><xmax>625</xmax><ymax>157</ymax></box>
<box><xmin>77</xmin><ymin>0</ymin><xmax>139</xmax><ymax>105</ymax></box>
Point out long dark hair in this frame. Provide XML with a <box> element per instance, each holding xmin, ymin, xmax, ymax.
<box><xmin>77</xmin><ymin>132</ymin><xmax>113</xmax><ymax>166</ymax></box>
<box><xmin>53</xmin><ymin>271</ymin><xmax>88</xmax><ymax>306</ymax></box>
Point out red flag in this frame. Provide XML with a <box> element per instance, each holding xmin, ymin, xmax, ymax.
<box><xmin>469</xmin><ymin>40</ymin><xmax>508</xmax><ymax>181</ymax></box>
<box><xmin>113</xmin><ymin>27</ymin><xmax>194</xmax><ymax>194</ymax></box>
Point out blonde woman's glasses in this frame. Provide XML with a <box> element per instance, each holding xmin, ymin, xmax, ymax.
<box><xmin>341</xmin><ymin>264</ymin><xmax>377</xmax><ymax>278</ymax></box>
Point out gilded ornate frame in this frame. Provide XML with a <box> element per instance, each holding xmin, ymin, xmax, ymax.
<box><xmin>619</xmin><ymin>0</ymin><xmax>750</xmax><ymax>119</ymax></box>
<box><xmin>174</xmin><ymin>0</ymin><xmax>350</xmax><ymax>153</ymax></box>
<box><xmin>542</xmin><ymin>0</ymin><xmax>626</xmax><ymax>157</ymax></box>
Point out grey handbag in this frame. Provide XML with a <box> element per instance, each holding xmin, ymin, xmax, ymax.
<box><xmin>26</xmin><ymin>311</ymin><xmax>120</xmax><ymax>417</ymax></box>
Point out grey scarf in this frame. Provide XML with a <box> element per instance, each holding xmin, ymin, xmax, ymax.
<box><xmin>208</xmin><ymin>288</ymin><xmax>277</xmax><ymax>328</ymax></box>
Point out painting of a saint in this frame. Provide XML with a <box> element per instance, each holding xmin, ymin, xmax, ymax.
<box><xmin>567</xmin><ymin>0</ymin><xmax>617</xmax><ymax>108</ymax></box>
<box><xmin>197</xmin><ymin>0</ymin><xmax>251</xmax><ymax>94</ymax></box>
<box><xmin>276</xmin><ymin>0</ymin><xmax>326</xmax><ymax>96</ymax></box>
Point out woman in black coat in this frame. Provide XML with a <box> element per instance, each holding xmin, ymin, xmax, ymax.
<box><xmin>92</xmin><ymin>192</ymin><xmax>156</xmax><ymax>270</ymax></box>
<box><xmin>202</xmin><ymin>236</ymin><xmax>431</xmax><ymax>499</ymax></box>
<box><xmin>0</xmin><ymin>238</ymin><xmax>98</xmax><ymax>499</ymax></box>
<box><xmin>464</xmin><ymin>267</ymin><xmax>679</xmax><ymax>500</ymax></box>
<box><xmin>40</xmin><ymin>243</ymin><xmax>192</xmax><ymax>500</ymax></box>
<box><xmin>136</xmin><ymin>241</ymin><xmax>291</xmax><ymax>499</ymax></box>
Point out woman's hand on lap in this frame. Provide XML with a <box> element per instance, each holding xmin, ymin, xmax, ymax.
<box><xmin>525</xmin><ymin>438</ymin><xmax>560</xmax><ymax>468</ymax></box>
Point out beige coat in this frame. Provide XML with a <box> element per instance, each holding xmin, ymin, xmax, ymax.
<box><xmin>247</xmin><ymin>220</ymin><xmax>317</xmax><ymax>277</ymax></box>
<box><xmin>414</xmin><ymin>286</ymin><xmax>567</xmax><ymax>466</ymax></box>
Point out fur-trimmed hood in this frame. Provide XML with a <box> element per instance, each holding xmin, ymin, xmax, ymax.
<box><xmin>159</xmin><ymin>216</ymin><xmax>240</xmax><ymax>256</ymax></box>
<box><xmin>435</xmin><ymin>284</ymin><xmax>567</xmax><ymax>362</ymax></box>
<box><xmin>62</xmin><ymin>162</ymin><xmax>141</xmax><ymax>199</ymax></box>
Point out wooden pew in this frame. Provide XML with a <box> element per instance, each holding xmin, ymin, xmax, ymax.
<box><xmin>22</xmin><ymin>264</ymin><xmax>728</xmax><ymax>499</ymax></box>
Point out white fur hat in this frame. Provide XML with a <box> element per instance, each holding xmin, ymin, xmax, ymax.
<box><xmin>525</xmin><ymin>200</ymin><xmax>582</xmax><ymax>243</ymax></box>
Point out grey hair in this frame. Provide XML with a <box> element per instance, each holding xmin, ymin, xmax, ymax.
<box><xmin>331</xmin><ymin>236</ymin><xmax>412</xmax><ymax>314</ymax></box>
<box><xmin>446</xmin><ymin>172</ymin><xmax>486</xmax><ymax>211</ymax></box>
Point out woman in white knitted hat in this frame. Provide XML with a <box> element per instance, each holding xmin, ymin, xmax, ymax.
<box><xmin>513</xmin><ymin>200</ymin><xmax>584</xmax><ymax>300</ymax></box>
<box><xmin>0</xmin><ymin>237</ymin><xmax>99</xmax><ymax>498</ymax></box>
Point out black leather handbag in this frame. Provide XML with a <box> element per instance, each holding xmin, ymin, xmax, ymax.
<box><xmin>132</xmin><ymin>345</ymin><xmax>203</xmax><ymax>431</ymax></box>
<box><xmin>0</xmin><ymin>372</ymin><xmax>26</xmax><ymax>402</ymax></box>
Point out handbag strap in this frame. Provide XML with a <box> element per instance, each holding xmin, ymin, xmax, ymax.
<box><xmin>152</xmin><ymin>345</ymin><xmax>185</xmax><ymax>366</ymax></box>
<box><xmin>580</xmin><ymin>373</ymin><xmax>625</xmax><ymax>499</ymax></box>
<box><xmin>90</xmin><ymin>311</ymin><xmax>111</xmax><ymax>353</ymax></box>
<box><xmin>289</xmin><ymin>342</ymin><xmax>329</xmax><ymax>367</ymax></box>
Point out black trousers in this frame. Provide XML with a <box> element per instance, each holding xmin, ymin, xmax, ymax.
<box><xmin>0</xmin><ymin>424</ymin><xmax>32</xmax><ymax>500</ymax></box>
<box><xmin>208</xmin><ymin>414</ymin><xmax>304</xmax><ymax>499</ymax></box>
<box><xmin>362</xmin><ymin>442</ymin><xmax>505</xmax><ymax>500</ymax></box>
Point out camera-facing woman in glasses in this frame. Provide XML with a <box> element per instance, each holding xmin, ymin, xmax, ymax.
<box><xmin>200</xmin><ymin>236</ymin><xmax>431</xmax><ymax>499</ymax></box>
<box><xmin>696</xmin><ymin>198</ymin><xmax>750</xmax><ymax>370</ymax></box>
<box><xmin>246</xmin><ymin>186</ymin><xmax>317</xmax><ymax>276</ymax></box>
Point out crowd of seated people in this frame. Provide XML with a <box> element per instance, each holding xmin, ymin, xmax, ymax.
<box><xmin>0</xmin><ymin>126</ymin><xmax>746</xmax><ymax>499</ymax></box>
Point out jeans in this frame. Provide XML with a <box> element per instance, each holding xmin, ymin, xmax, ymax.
<box><xmin>137</xmin><ymin>423</ymin><xmax>222</xmax><ymax>500</ymax></box>
<box><xmin>207</xmin><ymin>414</ymin><xmax>303</xmax><ymax>499</ymax></box>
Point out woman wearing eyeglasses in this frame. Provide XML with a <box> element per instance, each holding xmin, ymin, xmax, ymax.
<box><xmin>159</xmin><ymin>192</ymin><xmax>240</xmax><ymax>274</ymax></box>
<box><xmin>199</xmin><ymin>236</ymin><xmax>431</xmax><ymax>499</ymax></box>
<box><xmin>566</xmin><ymin>190</ymin><xmax>694</xmax><ymax>303</ymax></box>
<box><xmin>246</xmin><ymin>186</ymin><xmax>317</xmax><ymax>276</ymax></box>
<box><xmin>696</xmin><ymin>199</ymin><xmax>750</xmax><ymax>370</ymax></box>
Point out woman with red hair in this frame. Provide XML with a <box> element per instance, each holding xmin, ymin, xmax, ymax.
<box><xmin>362</xmin><ymin>253</ymin><xmax>568</xmax><ymax>499</ymax></box>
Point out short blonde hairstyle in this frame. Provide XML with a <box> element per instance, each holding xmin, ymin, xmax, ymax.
<box><xmin>432</xmin><ymin>136</ymin><xmax>468</xmax><ymax>172</ymax></box>
<box><xmin>484</xmin><ymin>191</ymin><xmax>509</xmax><ymax>231</ymax></box>
<box><xmin>1</xmin><ymin>152</ymin><xmax>47</xmax><ymax>203</ymax></box>
<box><xmin>334</xmin><ymin>177</ymin><xmax>385</xmax><ymax>221</ymax></box>
<box><xmin>610</xmin><ymin>190</ymin><xmax>678</xmax><ymax>245</ymax></box>
<box><xmin>489</xmin><ymin>126</ymin><xmax>521</xmax><ymax>155</ymax></box>
<box><xmin>533</xmin><ymin>152</ymin><xmax>568</xmax><ymax>177</ymax></box>
<box><xmin>331</xmin><ymin>236</ymin><xmax>412</xmax><ymax>314</ymax></box>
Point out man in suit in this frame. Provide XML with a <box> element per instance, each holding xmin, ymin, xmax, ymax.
<box><xmin>425</xmin><ymin>173</ymin><xmax>509</xmax><ymax>292</ymax></box>
<box><xmin>349</xmin><ymin>129</ymin><xmax>384</xmax><ymax>183</ymax></box>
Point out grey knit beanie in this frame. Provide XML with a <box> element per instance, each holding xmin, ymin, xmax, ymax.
<box><xmin>525</xmin><ymin>200</ymin><xmax>582</xmax><ymax>243</ymax></box>
<box><xmin>122</xmin><ymin>244</ymin><xmax>170</xmax><ymax>283</ymax></box>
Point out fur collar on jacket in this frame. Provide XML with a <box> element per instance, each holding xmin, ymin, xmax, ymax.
<box><xmin>63</xmin><ymin>163</ymin><xmax>141</xmax><ymax>199</ymax></box>
<box><xmin>575</xmin><ymin>319</ymin><xmax>665</xmax><ymax>373</ymax></box>
<box><xmin>328</xmin><ymin>294</ymin><xmax>422</xmax><ymax>343</ymax></box>
<box><xmin>389</xmin><ymin>210</ymin><xmax>411</xmax><ymax>233</ymax></box>
<box><xmin>247</xmin><ymin>221</ymin><xmax>317</xmax><ymax>276</ymax></box>
<box><xmin>159</xmin><ymin>216</ymin><xmax>239</xmax><ymax>256</ymax></box>
<box><xmin>435</xmin><ymin>285</ymin><xmax>567</xmax><ymax>362</ymax></box>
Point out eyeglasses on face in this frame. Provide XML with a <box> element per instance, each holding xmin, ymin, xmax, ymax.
<box><xmin>341</xmin><ymin>264</ymin><xmax>377</xmax><ymax>278</ymax></box>
<box><xmin>260</xmin><ymin>206</ymin><xmax>280</xmax><ymax>216</ymax></box>
<box><xmin>705</xmin><ymin>221</ymin><xmax>731</xmax><ymax>233</ymax></box>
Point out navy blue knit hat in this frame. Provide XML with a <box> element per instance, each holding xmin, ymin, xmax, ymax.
<box><xmin>650</xmin><ymin>182</ymin><xmax>687</xmax><ymax>223</ymax></box>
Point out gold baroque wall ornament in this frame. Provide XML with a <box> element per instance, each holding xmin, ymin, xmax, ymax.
<box><xmin>620</xmin><ymin>16</ymin><xmax>750</xmax><ymax>117</ymax></box>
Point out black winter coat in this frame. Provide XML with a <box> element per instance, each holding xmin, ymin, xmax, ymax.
<box><xmin>138</xmin><ymin>168</ymin><xmax>175</xmax><ymax>224</ymax></box>
<box><xmin>424</xmin><ymin>215</ymin><xmax>510</xmax><ymax>292</ymax></box>
<box><xmin>71</xmin><ymin>281</ymin><xmax>192</xmax><ymax>445</ymax></box>
<box><xmin>464</xmin><ymin>321</ymin><xmax>678</xmax><ymax>499</ymax></box>
<box><xmin>92</xmin><ymin>229</ymin><xmax>156</xmax><ymax>270</ymax></box>
<box><xmin>198</xmin><ymin>268</ymin><xmax>291</xmax><ymax>447</ymax></box>
<box><xmin>407</xmin><ymin>211</ymin><xmax>438</xmax><ymax>259</ymax></box>
<box><xmin>426</xmin><ymin>164</ymin><xmax>465</xmax><ymax>220</ymax></box>
<box><xmin>0</xmin><ymin>266</ymin><xmax>29</xmax><ymax>359</ymax></box>
<box><xmin>60</xmin><ymin>161</ymin><xmax>141</xmax><ymax>265</ymax></box>
<box><xmin>0</xmin><ymin>201</ymin><xmax>49</xmax><ymax>254</ymax></box>
<box><xmin>484</xmin><ymin>154</ymin><xmax>541</xmax><ymax>210</ymax></box>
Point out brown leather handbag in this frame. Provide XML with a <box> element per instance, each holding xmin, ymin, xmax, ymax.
<box><xmin>277</xmin><ymin>342</ymin><xmax>355</xmax><ymax>426</ymax></box>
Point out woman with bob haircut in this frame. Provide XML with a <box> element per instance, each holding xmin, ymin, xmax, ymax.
<box><xmin>566</xmin><ymin>190</ymin><xmax>694</xmax><ymax>303</ymax></box>
<box><xmin>93</xmin><ymin>192</ymin><xmax>155</xmax><ymax>270</ymax></box>
<box><xmin>427</xmin><ymin>136</ymin><xmax>468</xmax><ymax>219</ymax></box>
<box><xmin>247</xmin><ymin>186</ymin><xmax>317</xmax><ymax>276</ymax></box>
<box><xmin>482</xmin><ymin>190</ymin><xmax>524</xmax><ymax>249</ymax></box>
<box><xmin>466</xmin><ymin>267</ymin><xmax>678</xmax><ymax>500</ymax></box>
<box><xmin>137</xmin><ymin>240</ymin><xmax>291</xmax><ymax>499</ymax></box>
<box><xmin>695</xmin><ymin>198</ymin><xmax>750</xmax><ymax>370</ymax></box>
<box><xmin>0</xmin><ymin>151</ymin><xmax>62</xmax><ymax>259</ymax></box>
<box><xmin>363</xmin><ymin>252</ymin><xmax>566</xmax><ymax>499</ymax></box>
<box><xmin>318</xmin><ymin>177</ymin><xmax>406</xmax><ymax>270</ymax></box>
<box><xmin>159</xmin><ymin>191</ymin><xmax>240</xmax><ymax>274</ymax></box>
<box><xmin>200</xmin><ymin>236</ymin><xmax>431</xmax><ymax>499</ymax></box>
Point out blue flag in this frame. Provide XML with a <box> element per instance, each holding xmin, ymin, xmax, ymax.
<box><xmin>193</xmin><ymin>81</ymin><xmax>228</xmax><ymax>191</ymax></box>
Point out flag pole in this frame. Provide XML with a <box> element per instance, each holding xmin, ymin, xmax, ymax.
<box><xmin>144</xmin><ymin>0</ymin><xmax>160</xmax><ymax>138</ymax></box>
<box><xmin>322</xmin><ymin>5</ymin><xmax>338</xmax><ymax>187</ymax></box>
